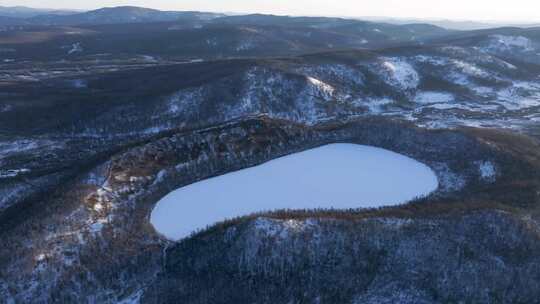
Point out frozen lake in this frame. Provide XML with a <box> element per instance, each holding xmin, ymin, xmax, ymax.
<box><xmin>150</xmin><ymin>144</ymin><xmax>438</xmax><ymax>240</ymax></box>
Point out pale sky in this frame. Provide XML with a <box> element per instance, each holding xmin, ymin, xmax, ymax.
<box><xmin>2</xmin><ymin>0</ymin><xmax>540</xmax><ymax>22</ymax></box>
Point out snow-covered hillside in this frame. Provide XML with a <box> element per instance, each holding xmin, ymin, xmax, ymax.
<box><xmin>135</xmin><ymin>48</ymin><xmax>540</xmax><ymax>134</ymax></box>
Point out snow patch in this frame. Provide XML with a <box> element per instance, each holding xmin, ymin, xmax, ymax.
<box><xmin>423</xmin><ymin>103</ymin><xmax>475</xmax><ymax>111</ymax></box>
<box><xmin>166</xmin><ymin>88</ymin><xmax>203</xmax><ymax>116</ymax></box>
<box><xmin>414</xmin><ymin>92</ymin><xmax>454</xmax><ymax>105</ymax></box>
<box><xmin>0</xmin><ymin>168</ymin><xmax>30</xmax><ymax>179</ymax></box>
<box><xmin>432</xmin><ymin>163</ymin><xmax>466</xmax><ymax>192</ymax></box>
<box><xmin>489</xmin><ymin>35</ymin><xmax>534</xmax><ymax>52</ymax></box>
<box><xmin>67</xmin><ymin>42</ymin><xmax>83</xmax><ymax>55</ymax></box>
<box><xmin>472</xmin><ymin>86</ymin><xmax>495</xmax><ymax>97</ymax></box>
<box><xmin>306</xmin><ymin>76</ymin><xmax>335</xmax><ymax>96</ymax></box>
<box><xmin>414</xmin><ymin>55</ymin><xmax>448</xmax><ymax>66</ymax></box>
<box><xmin>117</xmin><ymin>289</ymin><xmax>144</xmax><ymax>304</ymax></box>
<box><xmin>34</xmin><ymin>253</ymin><xmax>46</xmax><ymax>262</ymax></box>
<box><xmin>93</xmin><ymin>202</ymin><xmax>104</xmax><ymax>212</ymax></box>
<box><xmin>0</xmin><ymin>140</ymin><xmax>38</xmax><ymax>156</ymax></box>
<box><xmin>452</xmin><ymin>60</ymin><xmax>491</xmax><ymax>79</ymax></box>
<box><xmin>478</xmin><ymin>161</ymin><xmax>496</xmax><ymax>181</ymax></box>
<box><xmin>495</xmin><ymin>82</ymin><xmax>540</xmax><ymax>110</ymax></box>
<box><xmin>253</xmin><ymin>217</ymin><xmax>316</xmax><ymax>239</ymax></box>
<box><xmin>296</xmin><ymin>64</ymin><xmax>365</xmax><ymax>89</ymax></box>
<box><xmin>140</xmin><ymin>55</ymin><xmax>157</xmax><ymax>62</ymax></box>
<box><xmin>361</xmin><ymin>97</ymin><xmax>394</xmax><ymax>114</ymax></box>
<box><xmin>371</xmin><ymin>217</ymin><xmax>415</xmax><ymax>229</ymax></box>
<box><xmin>378</xmin><ymin>57</ymin><xmax>420</xmax><ymax>90</ymax></box>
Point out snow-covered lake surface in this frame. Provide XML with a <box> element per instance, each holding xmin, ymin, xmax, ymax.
<box><xmin>150</xmin><ymin>144</ymin><xmax>438</xmax><ymax>241</ymax></box>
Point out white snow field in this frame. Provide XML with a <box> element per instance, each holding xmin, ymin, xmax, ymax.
<box><xmin>150</xmin><ymin>144</ymin><xmax>439</xmax><ymax>240</ymax></box>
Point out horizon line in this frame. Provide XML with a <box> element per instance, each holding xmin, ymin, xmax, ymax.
<box><xmin>1</xmin><ymin>4</ymin><xmax>540</xmax><ymax>24</ymax></box>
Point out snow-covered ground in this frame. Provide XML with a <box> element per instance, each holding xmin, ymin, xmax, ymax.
<box><xmin>414</xmin><ymin>92</ymin><xmax>454</xmax><ymax>105</ymax></box>
<box><xmin>67</xmin><ymin>43</ymin><xmax>83</xmax><ymax>55</ymax></box>
<box><xmin>150</xmin><ymin>144</ymin><xmax>438</xmax><ymax>240</ymax></box>
<box><xmin>378</xmin><ymin>57</ymin><xmax>420</xmax><ymax>90</ymax></box>
<box><xmin>487</xmin><ymin>35</ymin><xmax>534</xmax><ymax>52</ymax></box>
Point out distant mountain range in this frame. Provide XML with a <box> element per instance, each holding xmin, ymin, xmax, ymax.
<box><xmin>0</xmin><ymin>6</ymin><xmax>461</xmax><ymax>62</ymax></box>
<box><xmin>0</xmin><ymin>6</ymin><xmax>224</xmax><ymax>26</ymax></box>
<box><xmin>28</xmin><ymin>6</ymin><xmax>225</xmax><ymax>25</ymax></box>
<box><xmin>0</xmin><ymin>16</ymin><xmax>454</xmax><ymax>61</ymax></box>
<box><xmin>1</xmin><ymin>5</ymin><xmax>538</xmax><ymax>30</ymax></box>
<box><xmin>0</xmin><ymin>5</ymin><xmax>79</xmax><ymax>18</ymax></box>
<box><xmin>359</xmin><ymin>16</ymin><xmax>540</xmax><ymax>30</ymax></box>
